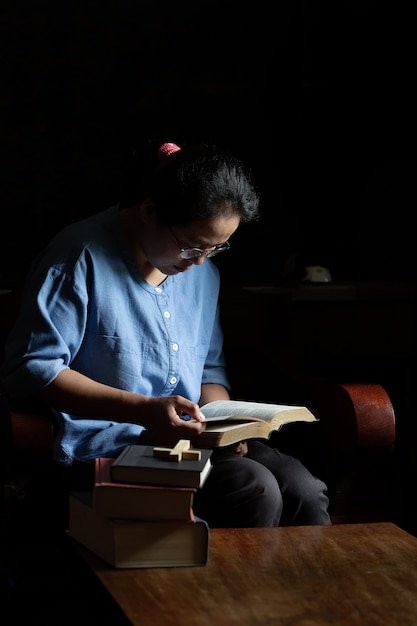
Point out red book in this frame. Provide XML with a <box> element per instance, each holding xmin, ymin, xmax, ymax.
<box><xmin>92</xmin><ymin>457</ymin><xmax>196</xmax><ymax>522</ymax></box>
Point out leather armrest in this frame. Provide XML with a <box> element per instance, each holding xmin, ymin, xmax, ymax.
<box><xmin>307</xmin><ymin>380</ymin><xmax>395</xmax><ymax>455</ymax></box>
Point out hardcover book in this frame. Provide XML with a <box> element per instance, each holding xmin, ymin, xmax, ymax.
<box><xmin>110</xmin><ymin>445</ymin><xmax>213</xmax><ymax>488</ymax></box>
<box><xmin>93</xmin><ymin>457</ymin><xmax>196</xmax><ymax>521</ymax></box>
<box><xmin>192</xmin><ymin>399</ymin><xmax>318</xmax><ymax>448</ymax></box>
<box><xmin>68</xmin><ymin>491</ymin><xmax>210</xmax><ymax>569</ymax></box>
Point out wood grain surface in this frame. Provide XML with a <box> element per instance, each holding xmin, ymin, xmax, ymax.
<box><xmin>79</xmin><ymin>522</ymin><xmax>417</xmax><ymax>625</ymax></box>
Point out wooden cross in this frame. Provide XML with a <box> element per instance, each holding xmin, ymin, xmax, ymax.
<box><xmin>152</xmin><ymin>439</ymin><xmax>202</xmax><ymax>462</ymax></box>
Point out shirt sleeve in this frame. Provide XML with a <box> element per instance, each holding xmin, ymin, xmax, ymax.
<box><xmin>201</xmin><ymin>301</ymin><xmax>231</xmax><ymax>390</ymax></box>
<box><xmin>1</xmin><ymin>264</ymin><xmax>89</xmax><ymax>399</ymax></box>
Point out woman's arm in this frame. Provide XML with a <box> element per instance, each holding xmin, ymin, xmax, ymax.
<box><xmin>199</xmin><ymin>383</ymin><xmax>230</xmax><ymax>407</ymax></box>
<box><xmin>36</xmin><ymin>369</ymin><xmax>207</xmax><ymax>447</ymax></box>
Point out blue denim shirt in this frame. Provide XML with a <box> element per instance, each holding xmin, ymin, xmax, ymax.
<box><xmin>1</xmin><ymin>205</ymin><xmax>230</xmax><ymax>464</ymax></box>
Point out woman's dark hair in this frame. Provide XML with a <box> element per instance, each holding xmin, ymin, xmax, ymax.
<box><xmin>119</xmin><ymin>139</ymin><xmax>260</xmax><ymax>226</ymax></box>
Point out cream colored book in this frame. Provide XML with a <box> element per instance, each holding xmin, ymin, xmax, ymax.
<box><xmin>192</xmin><ymin>399</ymin><xmax>317</xmax><ymax>448</ymax></box>
<box><xmin>68</xmin><ymin>492</ymin><xmax>209</xmax><ymax>569</ymax></box>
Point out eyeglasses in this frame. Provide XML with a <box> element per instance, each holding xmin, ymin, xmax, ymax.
<box><xmin>169</xmin><ymin>226</ymin><xmax>230</xmax><ymax>260</ymax></box>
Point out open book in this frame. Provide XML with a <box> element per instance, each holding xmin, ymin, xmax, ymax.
<box><xmin>192</xmin><ymin>399</ymin><xmax>317</xmax><ymax>448</ymax></box>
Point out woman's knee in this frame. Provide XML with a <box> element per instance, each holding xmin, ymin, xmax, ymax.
<box><xmin>194</xmin><ymin>454</ymin><xmax>283</xmax><ymax>527</ymax></box>
<box><xmin>246</xmin><ymin>441</ymin><xmax>331</xmax><ymax>525</ymax></box>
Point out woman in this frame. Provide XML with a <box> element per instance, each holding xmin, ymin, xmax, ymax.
<box><xmin>1</xmin><ymin>139</ymin><xmax>330</xmax><ymax>527</ymax></box>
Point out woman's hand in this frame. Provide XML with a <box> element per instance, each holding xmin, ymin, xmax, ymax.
<box><xmin>37</xmin><ymin>370</ymin><xmax>207</xmax><ymax>448</ymax></box>
<box><xmin>137</xmin><ymin>394</ymin><xmax>207</xmax><ymax>447</ymax></box>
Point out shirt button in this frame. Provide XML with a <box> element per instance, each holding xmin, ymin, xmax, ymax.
<box><xmin>164</xmin><ymin>311</ymin><xmax>170</xmax><ymax>319</ymax></box>
<box><xmin>170</xmin><ymin>377</ymin><xmax>177</xmax><ymax>384</ymax></box>
<box><xmin>155</xmin><ymin>287</ymin><xmax>162</xmax><ymax>293</ymax></box>
<box><xmin>172</xmin><ymin>343</ymin><xmax>179</xmax><ymax>351</ymax></box>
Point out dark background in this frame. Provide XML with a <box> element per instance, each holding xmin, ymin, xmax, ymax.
<box><xmin>1</xmin><ymin>0</ymin><xmax>416</xmax><ymax>287</ymax></box>
<box><xmin>1</xmin><ymin>0</ymin><xmax>416</xmax><ymax>529</ymax></box>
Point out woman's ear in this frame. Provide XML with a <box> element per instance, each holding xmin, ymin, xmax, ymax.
<box><xmin>138</xmin><ymin>198</ymin><xmax>157</xmax><ymax>223</ymax></box>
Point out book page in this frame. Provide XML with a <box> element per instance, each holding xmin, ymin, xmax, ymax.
<box><xmin>200</xmin><ymin>400</ymin><xmax>312</xmax><ymax>424</ymax></box>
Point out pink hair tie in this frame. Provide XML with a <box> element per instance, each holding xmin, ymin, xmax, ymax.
<box><xmin>157</xmin><ymin>142</ymin><xmax>181</xmax><ymax>160</ymax></box>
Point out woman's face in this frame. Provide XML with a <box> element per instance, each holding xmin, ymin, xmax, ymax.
<box><xmin>146</xmin><ymin>215</ymin><xmax>240</xmax><ymax>276</ymax></box>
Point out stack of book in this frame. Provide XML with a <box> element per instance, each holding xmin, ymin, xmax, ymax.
<box><xmin>68</xmin><ymin>400</ymin><xmax>317</xmax><ymax>568</ymax></box>
<box><xmin>67</xmin><ymin>443</ymin><xmax>213</xmax><ymax>569</ymax></box>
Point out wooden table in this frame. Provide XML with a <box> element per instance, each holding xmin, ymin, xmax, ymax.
<box><xmin>79</xmin><ymin>522</ymin><xmax>417</xmax><ymax>626</ymax></box>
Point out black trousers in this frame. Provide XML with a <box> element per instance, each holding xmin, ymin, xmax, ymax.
<box><xmin>193</xmin><ymin>440</ymin><xmax>331</xmax><ymax>528</ymax></box>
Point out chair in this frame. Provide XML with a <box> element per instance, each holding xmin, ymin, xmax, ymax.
<box><xmin>218</xmin><ymin>281</ymin><xmax>397</xmax><ymax>524</ymax></box>
<box><xmin>1</xmin><ymin>287</ymin><xmax>397</xmax><ymax>528</ymax></box>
